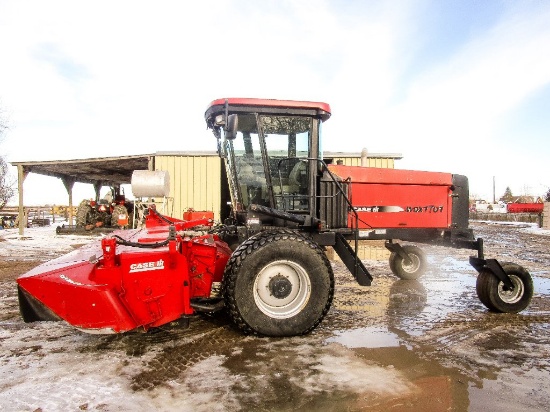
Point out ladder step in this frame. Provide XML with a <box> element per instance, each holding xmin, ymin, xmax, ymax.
<box><xmin>333</xmin><ymin>233</ymin><xmax>372</xmax><ymax>286</ymax></box>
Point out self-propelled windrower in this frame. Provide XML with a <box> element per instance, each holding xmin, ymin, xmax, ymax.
<box><xmin>17</xmin><ymin>98</ymin><xmax>534</xmax><ymax>336</ymax></box>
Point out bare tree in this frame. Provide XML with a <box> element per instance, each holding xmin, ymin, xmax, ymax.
<box><xmin>0</xmin><ymin>109</ymin><xmax>15</xmax><ymax>210</ymax></box>
<box><xmin>0</xmin><ymin>157</ymin><xmax>15</xmax><ymax>209</ymax></box>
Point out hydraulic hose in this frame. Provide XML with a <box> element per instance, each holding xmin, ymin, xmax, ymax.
<box><xmin>113</xmin><ymin>225</ymin><xmax>176</xmax><ymax>249</ymax></box>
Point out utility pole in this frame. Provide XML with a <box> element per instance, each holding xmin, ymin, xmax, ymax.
<box><xmin>493</xmin><ymin>176</ymin><xmax>496</xmax><ymax>203</ymax></box>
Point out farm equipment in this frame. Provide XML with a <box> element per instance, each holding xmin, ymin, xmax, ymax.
<box><xmin>506</xmin><ymin>203</ymin><xmax>544</xmax><ymax>214</ymax></box>
<box><xmin>57</xmin><ymin>187</ymin><xmax>134</xmax><ymax>235</ymax></box>
<box><xmin>17</xmin><ymin>98</ymin><xmax>534</xmax><ymax>336</ymax></box>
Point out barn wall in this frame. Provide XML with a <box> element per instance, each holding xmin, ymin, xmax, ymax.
<box><xmin>154</xmin><ymin>155</ymin><xmax>223</xmax><ymax>221</ymax></box>
<box><xmin>329</xmin><ymin>157</ymin><xmax>395</xmax><ymax>168</ymax></box>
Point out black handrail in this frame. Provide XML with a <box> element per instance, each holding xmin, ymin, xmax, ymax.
<box><xmin>275</xmin><ymin>157</ymin><xmax>362</xmax><ymax>278</ymax></box>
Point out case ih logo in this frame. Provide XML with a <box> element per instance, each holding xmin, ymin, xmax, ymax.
<box><xmin>129</xmin><ymin>259</ymin><xmax>165</xmax><ymax>273</ymax></box>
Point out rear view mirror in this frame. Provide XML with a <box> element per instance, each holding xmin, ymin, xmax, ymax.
<box><xmin>225</xmin><ymin>114</ymin><xmax>238</xmax><ymax>140</ymax></box>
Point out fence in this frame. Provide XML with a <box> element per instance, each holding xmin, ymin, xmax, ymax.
<box><xmin>469</xmin><ymin>211</ymin><xmax>542</xmax><ymax>226</ymax></box>
<box><xmin>0</xmin><ymin>206</ymin><xmax>78</xmax><ymax>228</ymax></box>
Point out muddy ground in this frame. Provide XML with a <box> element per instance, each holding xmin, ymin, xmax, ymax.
<box><xmin>0</xmin><ymin>222</ymin><xmax>549</xmax><ymax>411</ymax></box>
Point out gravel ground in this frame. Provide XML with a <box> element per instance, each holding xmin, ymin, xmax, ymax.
<box><xmin>0</xmin><ymin>221</ymin><xmax>549</xmax><ymax>411</ymax></box>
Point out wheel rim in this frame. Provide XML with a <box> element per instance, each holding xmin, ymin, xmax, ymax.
<box><xmin>253</xmin><ymin>260</ymin><xmax>311</xmax><ymax>319</ymax></box>
<box><xmin>402</xmin><ymin>254</ymin><xmax>420</xmax><ymax>273</ymax></box>
<box><xmin>498</xmin><ymin>274</ymin><xmax>524</xmax><ymax>304</ymax></box>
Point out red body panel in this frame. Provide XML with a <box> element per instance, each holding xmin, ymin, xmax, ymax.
<box><xmin>17</xmin><ymin>210</ymin><xmax>231</xmax><ymax>333</ymax></box>
<box><xmin>183</xmin><ymin>209</ymin><xmax>215</xmax><ymax>221</ymax></box>
<box><xmin>506</xmin><ymin>203</ymin><xmax>543</xmax><ymax>213</ymax></box>
<box><xmin>328</xmin><ymin>165</ymin><xmax>454</xmax><ymax>229</ymax></box>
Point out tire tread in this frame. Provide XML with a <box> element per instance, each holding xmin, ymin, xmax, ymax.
<box><xmin>223</xmin><ymin>229</ymin><xmax>334</xmax><ymax>336</ymax></box>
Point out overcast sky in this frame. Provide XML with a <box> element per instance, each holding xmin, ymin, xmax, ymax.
<box><xmin>1</xmin><ymin>0</ymin><xmax>549</xmax><ymax>205</ymax></box>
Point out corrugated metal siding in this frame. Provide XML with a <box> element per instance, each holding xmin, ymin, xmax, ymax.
<box><xmin>154</xmin><ymin>155</ymin><xmax>222</xmax><ymax>221</ymax></box>
<box><xmin>331</xmin><ymin>157</ymin><xmax>394</xmax><ymax>168</ymax></box>
<box><xmin>326</xmin><ymin>241</ymin><xmax>390</xmax><ymax>261</ymax></box>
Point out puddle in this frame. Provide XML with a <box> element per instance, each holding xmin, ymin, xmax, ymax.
<box><xmin>327</xmin><ymin>333</ymin><xmax>472</xmax><ymax>410</ymax></box>
<box><xmin>328</xmin><ymin>324</ymin><xmax>550</xmax><ymax>411</ymax></box>
<box><xmin>469</xmin><ymin>367</ymin><xmax>550</xmax><ymax>412</ymax></box>
<box><xmin>533</xmin><ymin>277</ymin><xmax>550</xmax><ymax>295</ymax></box>
<box><xmin>405</xmin><ymin>270</ymin><xmax>476</xmax><ymax>327</ymax></box>
<box><xmin>438</xmin><ymin>256</ymin><xmax>475</xmax><ymax>272</ymax></box>
<box><xmin>326</xmin><ymin>326</ymin><xmax>402</xmax><ymax>348</ymax></box>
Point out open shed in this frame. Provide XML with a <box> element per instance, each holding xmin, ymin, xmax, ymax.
<box><xmin>11</xmin><ymin>155</ymin><xmax>153</xmax><ymax>234</ymax></box>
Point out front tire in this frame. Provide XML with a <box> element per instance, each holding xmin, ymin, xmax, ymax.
<box><xmin>476</xmin><ymin>262</ymin><xmax>533</xmax><ymax>313</ymax></box>
<box><xmin>223</xmin><ymin>230</ymin><xmax>334</xmax><ymax>337</ymax></box>
<box><xmin>389</xmin><ymin>245</ymin><xmax>427</xmax><ymax>280</ymax></box>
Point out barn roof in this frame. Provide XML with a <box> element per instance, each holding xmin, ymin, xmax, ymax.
<box><xmin>11</xmin><ymin>154</ymin><xmax>153</xmax><ymax>186</ymax></box>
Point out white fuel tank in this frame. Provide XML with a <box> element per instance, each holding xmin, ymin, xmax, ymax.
<box><xmin>131</xmin><ymin>170</ymin><xmax>170</xmax><ymax>198</ymax></box>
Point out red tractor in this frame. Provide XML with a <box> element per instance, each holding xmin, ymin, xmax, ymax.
<box><xmin>73</xmin><ymin>187</ymin><xmax>133</xmax><ymax>231</ymax></box>
<box><xmin>17</xmin><ymin>98</ymin><xmax>534</xmax><ymax>337</ymax></box>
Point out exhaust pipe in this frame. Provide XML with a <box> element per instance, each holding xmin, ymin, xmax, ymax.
<box><xmin>361</xmin><ymin>147</ymin><xmax>368</xmax><ymax>167</ymax></box>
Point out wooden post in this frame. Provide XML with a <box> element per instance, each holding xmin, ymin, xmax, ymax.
<box><xmin>93</xmin><ymin>181</ymin><xmax>102</xmax><ymax>202</ymax></box>
<box><xmin>543</xmin><ymin>203</ymin><xmax>550</xmax><ymax>230</ymax></box>
<box><xmin>17</xmin><ymin>165</ymin><xmax>28</xmax><ymax>236</ymax></box>
<box><xmin>62</xmin><ymin>177</ymin><xmax>75</xmax><ymax>225</ymax></box>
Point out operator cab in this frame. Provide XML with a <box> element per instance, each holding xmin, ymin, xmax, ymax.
<box><xmin>205</xmin><ymin>98</ymin><xmax>331</xmax><ymax>227</ymax></box>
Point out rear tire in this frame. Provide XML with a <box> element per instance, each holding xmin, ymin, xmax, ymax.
<box><xmin>476</xmin><ymin>262</ymin><xmax>533</xmax><ymax>313</ymax></box>
<box><xmin>389</xmin><ymin>245</ymin><xmax>426</xmax><ymax>280</ymax></box>
<box><xmin>223</xmin><ymin>230</ymin><xmax>334</xmax><ymax>337</ymax></box>
<box><xmin>76</xmin><ymin>201</ymin><xmax>92</xmax><ymax>227</ymax></box>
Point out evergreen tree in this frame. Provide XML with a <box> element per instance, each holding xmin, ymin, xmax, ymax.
<box><xmin>500</xmin><ymin>186</ymin><xmax>514</xmax><ymax>203</ymax></box>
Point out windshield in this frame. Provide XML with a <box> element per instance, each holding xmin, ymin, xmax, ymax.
<box><xmin>223</xmin><ymin>114</ymin><xmax>312</xmax><ymax>211</ymax></box>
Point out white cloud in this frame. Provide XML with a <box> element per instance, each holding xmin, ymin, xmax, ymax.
<box><xmin>398</xmin><ymin>6</ymin><xmax>550</xmax><ymax>198</ymax></box>
<box><xmin>1</xmin><ymin>0</ymin><xmax>549</xmax><ymax>203</ymax></box>
<box><xmin>322</xmin><ymin>2</ymin><xmax>550</xmax><ymax>199</ymax></box>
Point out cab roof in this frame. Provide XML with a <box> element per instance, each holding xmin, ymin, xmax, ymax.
<box><xmin>204</xmin><ymin>98</ymin><xmax>331</xmax><ymax>127</ymax></box>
